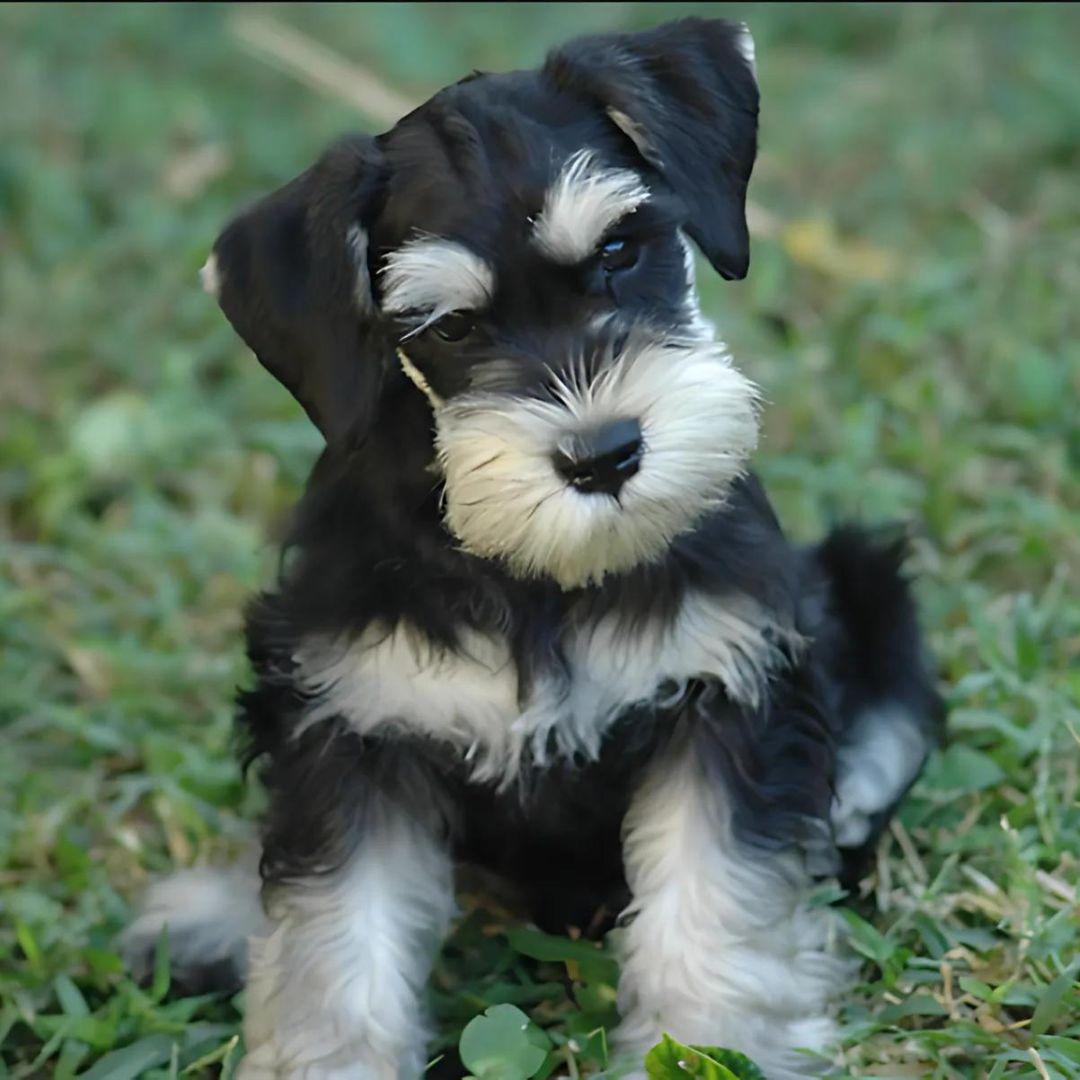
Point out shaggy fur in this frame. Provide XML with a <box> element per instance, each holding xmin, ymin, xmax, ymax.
<box><xmin>122</xmin><ymin>17</ymin><xmax>943</xmax><ymax>1079</ymax></box>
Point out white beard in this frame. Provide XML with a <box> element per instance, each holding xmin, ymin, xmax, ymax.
<box><xmin>435</xmin><ymin>335</ymin><xmax>760</xmax><ymax>589</ymax></box>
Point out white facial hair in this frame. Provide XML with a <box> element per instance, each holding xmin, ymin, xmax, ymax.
<box><xmin>434</xmin><ymin>336</ymin><xmax>760</xmax><ymax>589</ymax></box>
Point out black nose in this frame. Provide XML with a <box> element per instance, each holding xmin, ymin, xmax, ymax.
<box><xmin>553</xmin><ymin>418</ymin><xmax>644</xmax><ymax>497</ymax></box>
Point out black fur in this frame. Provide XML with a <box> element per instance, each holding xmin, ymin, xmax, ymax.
<box><xmin>237</xmin><ymin>452</ymin><xmax>942</xmax><ymax>933</ymax></box>
<box><xmin>214</xmin><ymin>19</ymin><xmax>757</xmax><ymax>448</ymax></box>
<box><xmin>545</xmin><ymin>18</ymin><xmax>758</xmax><ymax>279</ymax></box>
<box><xmin>808</xmin><ymin>527</ymin><xmax>946</xmax><ymax>884</ymax></box>
<box><xmin>210</xmin><ymin>16</ymin><xmax>941</xmax><ymax>966</ymax></box>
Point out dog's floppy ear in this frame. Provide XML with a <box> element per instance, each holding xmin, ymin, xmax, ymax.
<box><xmin>545</xmin><ymin>18</ymin><xmax>759</xmax><ymax>280</ymax></box>
<box><xmin>206</xmin><ymin>136</ymin><xmax>387</xmax><ymax>444</ymax></box>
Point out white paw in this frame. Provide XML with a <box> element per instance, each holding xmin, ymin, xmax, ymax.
<box><xmin>238</xmin><ymin>1043</ymin><xmax>406</xmax><ymax>1080</ymax></box>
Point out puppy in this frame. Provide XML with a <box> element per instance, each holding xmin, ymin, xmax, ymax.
<box><xmin>123</xmin><ymin>18</ymin><xmax>943</xmax><ymax>1079</ymax></box>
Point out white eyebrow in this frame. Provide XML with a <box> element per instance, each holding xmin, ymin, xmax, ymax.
<box><xmin>532</xmin><ymin>149</ymin><xmax>650</xmax><ymax>265</ymax></box>
<box><xmin>380</xmin><ymin>238</ymin><xmax>494</xmax><ymax>325</ymax></box>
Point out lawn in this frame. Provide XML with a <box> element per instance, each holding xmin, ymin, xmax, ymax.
<box><xmin>2</xmin><ymin>3</ymin><xmax>1078</xmax><ymax>1078</ymax></box>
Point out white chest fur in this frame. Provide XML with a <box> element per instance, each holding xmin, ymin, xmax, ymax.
<box><xmin>296</xmin><ymin>591</ymin><xmax>787</xmax><ymax>786</ymax></box>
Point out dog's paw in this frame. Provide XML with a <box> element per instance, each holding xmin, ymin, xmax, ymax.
<box><xmin>237</xmin><ymin>1043</ymin><xmax>406</xmax><ymax>1080</ymax></box>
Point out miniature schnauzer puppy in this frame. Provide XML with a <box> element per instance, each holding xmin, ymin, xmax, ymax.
<box><xmin>124</xmin><ymin>18</ymin><xmax>943</xmax><ymax>1079</ymax></box>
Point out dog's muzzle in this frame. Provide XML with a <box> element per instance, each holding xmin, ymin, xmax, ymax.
<box><xmin>432</xmin><ymin>331</ymin><xmax>760</xmax><ymax>589</ymax></box>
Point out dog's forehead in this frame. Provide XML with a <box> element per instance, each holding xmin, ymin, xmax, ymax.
<box><xmin>372</xmin><ymin>72</ymin><xmax>637</xmax><ymax>255</ymax></box>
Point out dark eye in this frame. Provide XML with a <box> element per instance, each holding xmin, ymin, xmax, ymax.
<box><xmin>600</xmin><ymin>237</ymin><xmax>639</xmax><ymax>274</ymax></box>
<box><xmin>430</xmin><ymin>311</ymin><xmax>475</xmax><ymax>343</ymax></box>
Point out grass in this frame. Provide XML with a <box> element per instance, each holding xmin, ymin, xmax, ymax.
<box><xmin>2</xmin><ymin>3</ymin><xmax>1079</xmax><ymax>1077</ymax></box>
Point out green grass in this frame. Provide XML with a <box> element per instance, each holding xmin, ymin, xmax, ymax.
<box><xmin>2</xmin><ymin>3</ymin><xmax>1079</xmax><ymax>1077</ymax></box>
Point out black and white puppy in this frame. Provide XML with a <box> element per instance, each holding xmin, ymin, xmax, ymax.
<box><xmin>124</xmin><ymin>19</ymin><xmax>943</xmax><ymax>1080</ymax></box>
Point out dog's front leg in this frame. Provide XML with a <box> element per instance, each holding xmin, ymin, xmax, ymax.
<box><xmin>239</xmin><ymin>785</ymin><xmax>454</xmax><ymax>1080</ymax></box>
<box><xmin>613</xmin><ymin>728</ymin><xmax>849</xmax><ymax>1080</ymax></box>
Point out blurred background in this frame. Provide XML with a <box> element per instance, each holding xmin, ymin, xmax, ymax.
<box><xmin>2</xmin><ymin>4</ymin><xmax>1078</xmax><ymax>1077</ymax></box>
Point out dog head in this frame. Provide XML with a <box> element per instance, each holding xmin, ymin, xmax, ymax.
<box><xmin>207</xmin><ymin>18</ymin><xmax>761</xmax><ymax>589</ymax></box>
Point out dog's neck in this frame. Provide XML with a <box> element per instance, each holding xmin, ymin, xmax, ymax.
<box><xmin>279</xmin><ymin>372</ymin><xmax>797</xmax><ymax>663</ymax></box>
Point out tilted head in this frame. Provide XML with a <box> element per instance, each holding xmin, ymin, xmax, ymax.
<box><xmin>207</xmin><ymin>18</ymin><xmax>761</xmax><ymax>589</ymax></box>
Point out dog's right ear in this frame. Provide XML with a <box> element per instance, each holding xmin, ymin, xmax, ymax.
<box><xmin>205</xmin><ymin>136</ymin><xmax>387</xmax><ymax>445</ymax></box>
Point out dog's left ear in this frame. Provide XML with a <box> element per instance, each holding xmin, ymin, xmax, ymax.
<box><xmin>545</xmin><ymin>18</ymin><xmax>759</xmax><ymax>280</ymax></box>
<box><xmin>206</xmin><ymin>136</ymin><xmax>387</xmax><ymax>445</ymax></box>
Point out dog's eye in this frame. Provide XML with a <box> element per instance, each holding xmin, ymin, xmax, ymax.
<box><xmin>600</xmin><ymin>238</ymin><xmax>639</xmax><ymax>274</ymax></box>
<box><xmin>430</xmin><ymin>312</ymin><xmax>475</xmax><ymax>343</ymax></box>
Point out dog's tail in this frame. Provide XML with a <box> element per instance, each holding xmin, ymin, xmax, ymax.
<box><xmin>807</xmin><ymin>525</ymin><xmax>945</xmax><ymax>882</ymax></box>
<box><xmin>120</xmin><ymin>848</ymin><xmax>266</xmax><ymax>994</ymax></box>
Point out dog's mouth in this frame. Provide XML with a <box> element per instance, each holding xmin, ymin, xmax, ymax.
<box><xmin>434</xmin><ymin>335</ymin><xmax>759</xmax><ymax>589</ymax></box>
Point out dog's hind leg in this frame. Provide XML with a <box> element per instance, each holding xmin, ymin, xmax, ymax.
<box><xmin>808</xmin><ymin>526</ymin><xmax>945</xmax><ymax>884</ymax></box>
<box><xmin>120</xmin><ymin>845</ymin><xmax>266</xmax><ymax>995</ymax></box>
<box><xmin>614</xmin><ymin>728</ymin><xmax>852</xmax><ymax>1080</ymax></box>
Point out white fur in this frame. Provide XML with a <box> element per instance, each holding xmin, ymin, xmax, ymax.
<box><xmin>380</xmin><ymin>238</ymin><xmax>494</xmax><ymax>327</ymax></box>
<box><xmin>832</xmin><ymin>705</ymin><xmax>928</xmax><ymax>847</ymax></box>
<box><xmin>239</xmin><ymin>797</ymin><xmax>454</xmax><ymax>1079</ymax></box>
<box><xmin>532</xmin><ymin>150</ymin><xmax>650</xmax><ymax>264</ymax></box>
<box><xmin>345</xmin><ymin>224</ymin><xmax>374</xmax><ymax>311</ymax></box>
<box><xmin>199</xmin><ymin>253</ymin><xmax>221</xmax><ymax>298</ymax></box>
<box><xmin>605</xmin><ymin>108</ymin><xmax>660</xmax><ymax>171</ymax></box>
<box><xmin>396</xmin><ymin>347</ymin><xmax>443</xmax><ymax>407</ymax></box>
<box><xmin>573</xmin><ymin>591</ymin><xmax>793</xmax><ymax>711</ymax></box>
<box><xmin>297</xmin><ymin>623</ymin><xmax>522</xmax><ymax>784</ymax></box>
<box><xmin>120</xmin><ymin>851</ymin><xmax>266</xmax><ymax>983</ymax></box>
<box><xmin>736</xmin><ymin>24</ymin><xmax>758</xmax><ymax>79</ymax></box>
<box><xmin>297</xmin><ymin>592</ymin><xmax>787</xmax><ymax>787</ymax></box>
<box><xmin>435</xmin><ymin>335</ymin><xmax>759</xmax><ymax>589</ymax></box>
<box><xmin>615</xmin><ymin>736</ymin><xmax>851</xmax><ymax>1080</ymax></box>
<box><xmin>678</xmin><ymin>230</ymin><xmax>717</xmax><ymax>340</ymax></box>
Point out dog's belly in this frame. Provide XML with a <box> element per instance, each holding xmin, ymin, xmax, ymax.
<box><xmin>453</xmin><ymin>709</ymin><xmax>666</xmax><ymax>935</ymax></box>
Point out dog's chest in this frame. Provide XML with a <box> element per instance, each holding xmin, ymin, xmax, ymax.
<box><xmin>296</xmin><ymin>591</ymin><xmax>781</xmax><ymax>784</ymax></box>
